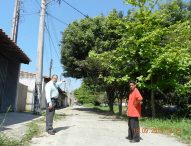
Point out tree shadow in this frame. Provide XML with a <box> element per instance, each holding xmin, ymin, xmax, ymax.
<box><xmin>72</xmin><ymin>107</ymin><xmax>127</xmax><ymax>122</ymax></box>
<box><xmin>72</xmin><ymin>107</ymin><xmax>113</xmax><ymax>116</ymax></box>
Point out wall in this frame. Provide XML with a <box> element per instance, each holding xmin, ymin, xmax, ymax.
<box><xmin>0</xmin><ymin>54</ymin><xmax>20</xmax><ymax>112</ymax></box>
<box><xmin>19</xmin><ymin>72</ymin><xmax>47</xmax><ymax>111</ymax></box>
<box><xmin>16</xmin><ymin>83</ymin><xmax>27</xmax><ymax>112</ymax></box>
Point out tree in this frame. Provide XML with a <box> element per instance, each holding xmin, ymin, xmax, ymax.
<box><xmin>61</xmin><ymin>10</ymin><xmax>125</xmax><ymax>112</ymax></box>
<box><xmin>90</xmin><ymin>0</ymin><xmax>191</xmax><ymax>117</ymax></box>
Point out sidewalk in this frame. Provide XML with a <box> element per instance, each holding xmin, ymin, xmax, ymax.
<box><xmin>0</xmin><ymin>112</ymin><xmax>42</xmax><ymax>140</ymax></box>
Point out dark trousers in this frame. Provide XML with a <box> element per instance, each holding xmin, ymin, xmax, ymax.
<box><xmin>128</xmin><ymin>117</ymin><xmax>140</xmax><ymax>141</ymax></box>
<box><xmin>46</xmin><ymin>98</ymin><xmax>56</xmax><ymax>132</ymax></box>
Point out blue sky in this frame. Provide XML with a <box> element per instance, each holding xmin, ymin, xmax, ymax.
<box><xmin>0</xmin><ymin>0</ymin><xmax>130</xmax><ymax>91</ymax></box>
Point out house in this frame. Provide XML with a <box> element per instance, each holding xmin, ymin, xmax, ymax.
<box><xmin>0</xmin><ymin>29</ymin><xmax>30</xmax><ymax>112</ymax></box>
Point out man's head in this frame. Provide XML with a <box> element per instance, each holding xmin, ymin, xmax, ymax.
<box><xmin>129</xmin><ymin>80</ymin><xmax>136</xmax><ymax>91</ymax></box>
<box><xmin>51</xmin><ymin>74</ymin><xmax>58</xmax><ymax>83</ymax></box>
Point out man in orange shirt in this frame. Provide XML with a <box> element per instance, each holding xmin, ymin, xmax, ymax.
<box><xmin>127</xmin><ymin>81</ymin><xmax>143</xmax><ymax>143</ymax></box>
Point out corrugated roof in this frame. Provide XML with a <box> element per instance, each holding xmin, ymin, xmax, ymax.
<box><xmin>0</xmin><ymin>29</ymin><xmax>30</xmax><ymax>64</ymax></box>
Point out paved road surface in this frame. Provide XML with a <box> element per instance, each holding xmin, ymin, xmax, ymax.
<box><xmin>30</xmin><ymin>105</ymin><xmax>188</xmax><ymax>146</ymax></box>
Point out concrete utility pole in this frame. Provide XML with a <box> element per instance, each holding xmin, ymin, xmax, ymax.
<box><xmin>11</xmin><ymin>0</ymin><xmax>20</xmax><ymax>42</ymax></box>
<box><xmin>49</xmin><ymin>59</ymin><xmax>53</xmax><ymax>77</ymax></box>
<box><xmin>12</xmin><ymin>0</ymin><xmax>21</xmax><ymax>112</ymax></box>
<box><xmin>35</xmin><ymin>0</ymin><xmax>46</xmax><ymax>114</ymax></box>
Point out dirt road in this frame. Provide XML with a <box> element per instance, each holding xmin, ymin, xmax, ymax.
<box><xmin>30</xmin><ymin>105</ymin><xmax>187</xmax><ymax>146</ymax></box>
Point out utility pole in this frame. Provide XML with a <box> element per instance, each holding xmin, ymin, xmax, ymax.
<box><xmin>34</xmin><ymin>0</ymin><xmax>46</xmax><ymax>114</ymax></box>
<box><xmin>49</xmin><ymin>59</ymin><xmax>53</xmax><ymax>77</ymax></box>
<box><xmin>11</xmin><ymin>0</ymin><xmax>20</xmax><ymax>42</ymax></box>
<box><xmin>12</xmin><ymin>0</ymin><xmax>21</xmax><ymax>112</ymax></box>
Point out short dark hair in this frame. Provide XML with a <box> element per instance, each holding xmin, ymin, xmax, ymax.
<box><xmin>52</xmin><ymin>74</ymin><xmax>58</xmax><ymax>79</ymax></box>
<box><xmin>129</xmin><ymin>80</ymin><xmax>136</xmax><ymax>85</ymax></box>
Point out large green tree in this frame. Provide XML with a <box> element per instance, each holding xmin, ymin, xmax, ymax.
<box><xmin>89</xmin><ymin>0</ymin><xmax>191</xmax><ymax>117</ymax></box>
<box><xmin>61</xmin><ymin>10</ymin><xmax>125</xmax><ymax>112</ymax></box>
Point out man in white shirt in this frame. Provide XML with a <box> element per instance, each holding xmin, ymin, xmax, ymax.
<box><xmin>45</xmin><ymin>74</ymin><xmax>64</xmax><ymax>135</ymax></box>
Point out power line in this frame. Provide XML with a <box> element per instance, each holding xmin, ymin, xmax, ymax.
<box><xmin>49</xmin><ymin>15</ymin><xmax>60</xmax><ymax>43</ymax></box>
<box><xmin>45</xmin><ymin>15</ymin><xmax>53</xmax><ymax>59</ymax></box>
<box><xmin>21</xmin><ymin>12</ymin><xmax>39</xmax><ymax>15</ymax></box>
<box><xmin>46</xmin><ymin>12</ymin><xmax>68</xmax><ymax>26</ymax></box>
<box><xmin>45</xmin><ymin>21</ymin><xmax>60</xmax><ymax>60</ymax></box>
<box><xmin>61</xmin><ymin>0</ymin><xmax>88</xmax><ymax>18</ymax></box>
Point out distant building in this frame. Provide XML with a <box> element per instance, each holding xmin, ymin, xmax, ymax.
<box><xmin>19</xmin><ymin>71</ymin><xmax>71</xmax><ymax>112</ymax></box>
<box><xmin>19</xmin><ymin>71</ymin><xmax>48</xmax><ymax>111</ymax></box>
<box><xmin>0</xmin><ymin>29</ymin><xmax>30</xmax><ymax>112</ymax></box>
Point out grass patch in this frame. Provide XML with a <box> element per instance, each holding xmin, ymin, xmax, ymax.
<box><xmin>140</xmin><ymin>117</ymin><xmax>191</xmax><ymax>145</ymax></box>
<box><xmin>21</xmin><ymin>121</ymin><xmax>41</xmax><ymax>145</ymax></box>
<box><xmin>0</xmin><ymin>134</ymin><xmax>21</xmax><ymax>146</ymax></box>
<box><xmin>54</xmin><ymin>113</ymin><xmax>66</xmax><ymax>121</ymax></box>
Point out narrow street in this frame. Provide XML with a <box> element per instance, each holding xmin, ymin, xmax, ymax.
<box><xmin>30</xmin><ymin>105</ymin><xmax>187</xmax><ymax>146</ymax></box>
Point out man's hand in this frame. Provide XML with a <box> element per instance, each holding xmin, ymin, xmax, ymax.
<box><xmin>48</xmin><ymin>103</ymin><xmax>53</xmax><ymax>109</ymax></box>
<box><xmin>134</xmin><ymin>100</ymin><xmax>143</xmax><ymax>107</ymax></box>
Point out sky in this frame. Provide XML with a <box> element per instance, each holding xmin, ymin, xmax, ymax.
<box><xmin>0</xmin><ymin>0</ymin><xmax>130</xmax><ymax>91</ymax></box>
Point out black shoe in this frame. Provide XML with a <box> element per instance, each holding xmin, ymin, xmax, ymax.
<box><xmin>53</xmin><ymin>129</ymin><xmax>56</xmax><ymax>133</ymax></box>
<box><xmin>47</xmin><ymin>131</ymin><xmax>55</xmax><ymax>135</ymax></box>
<box><xmin>130</xmin><ymin>139</ymin><xmax>140</xmax><ymax>143</ymax></box>
<box><xmin>126</xmin><ymin>136</ymin><xmax>132</xmax><ymax>140</ymax></box>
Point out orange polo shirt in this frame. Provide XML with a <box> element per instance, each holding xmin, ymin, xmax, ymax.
<box><xmin>127</xmin><ymin>88</ymin><xmax>143</xmax><ymax>117</ymax></box>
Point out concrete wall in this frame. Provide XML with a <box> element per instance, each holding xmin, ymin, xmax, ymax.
<box><xmin>16</xmin><ymin>83</ymin><xmax>27</xmax><ymax>112</ymax></box>
<box><xmin>19</xmin><ymin>73</ymin><xmax>48</xmax><ymax>111</ymax></box>
<box><xmin>19</xmin><ymin>74</ymin><xmax>35</xmax><ymax>111</ymax></box>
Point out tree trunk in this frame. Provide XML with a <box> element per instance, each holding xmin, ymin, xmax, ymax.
<box><xmin>108</xmin><ymin>98</ymin><xmax>114</xmax><ymax>113</ymax></box>
<box><xmin>118</xmin><ymin>97</ymin><xmax>122</xmax><ymax>115</ymax></box>
<box><xmin>107</xmin><ymin>90</ymin><xmax>114</xmax><ymax>113</ymax></box>
<box><xmin>151</xmin><ymin>78</ymin><xmax>156</xmax><ymax>118</ymax></box>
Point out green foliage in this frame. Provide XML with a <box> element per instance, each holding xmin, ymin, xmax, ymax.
<box><xmin>0</xmin><ymin>134</ymin><xmax>21</xmax><ymax>146</ymax></box>
<box><xmin>74</xmin><ymin>82</ymin><xmax>106</xmax><ymax>105</ymax></box>
<box><xmin>62</xmin><ymin>0</ymin><xmax>191</xmax><ymax>117</ymax></box>
<box><xmin>61</xmin><ymin>10</ymin><xmax>125</xmax><ymax>79</ymax></box>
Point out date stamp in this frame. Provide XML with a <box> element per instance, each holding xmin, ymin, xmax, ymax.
<box><xmin>133</xmin><ymin>128</ymin><xmax>182</xmax><ymax>135</ymax></box>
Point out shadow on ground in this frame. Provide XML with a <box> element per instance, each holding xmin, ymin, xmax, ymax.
<box><xmin>54</xmin><ymin>125</ymin><xmax>75</xmax><ymax>133</ymax></box>
<box><xmin>0</xmin><ymin>112</ymin><xmax>40</xmax><ymax>127</ymax></box>
<box><xmin>0</xmin><ymin>127</ymin><xmax>11</xmax><ymax>132</ymax></box>
<box><xmin>72</xmin><ymin>107</ymin><xmax>127</xmax><ymax>122</ymax></box>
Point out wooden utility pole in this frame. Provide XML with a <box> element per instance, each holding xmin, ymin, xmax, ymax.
<box><xmin>34</xmin><ymin>0</ymin><xmax>46</xmax><ymax>114</ymax></box>
<box><xmin>11</xmin><ymin>0</ymin><xmax>20</xmax><ymax>42</ymax></box>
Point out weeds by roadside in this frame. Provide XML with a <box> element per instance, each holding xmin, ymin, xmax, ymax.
<box><xmin>0</xmin><ymin>121</ymin><xmax>41</xmax><ymax>146</ymax></box>
<box><xmin>0</xmin><ymin>134</ymin><xmax>21</xmax><ymax>146</ymax></box>
<box><xmin>0</xmin><ymin>106</ymin><xmax>20</xmax><ymax>146</ymax></box>
<box><xmin>21</xmin><ymin>121</ymin><xmax>41</xmax><ymax>145</ymax></box>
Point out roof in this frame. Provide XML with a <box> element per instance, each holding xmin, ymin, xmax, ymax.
<box><xmin>0</xmin><ymin>29</ymin><xmax>30</xmax><ymax>64</ymax></box>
